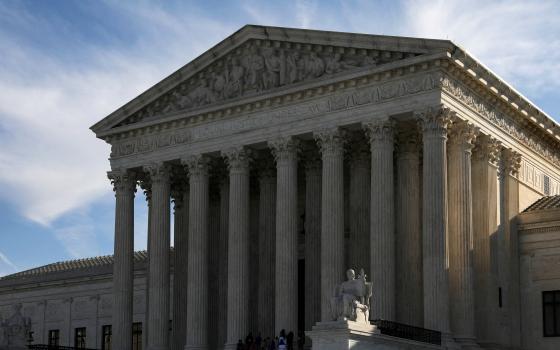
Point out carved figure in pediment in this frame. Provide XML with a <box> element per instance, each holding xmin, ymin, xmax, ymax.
<box><xmin>325</xmin><ymin>53</ymin><xmax>357</xmax><ymax>75</ymax></box>
<box><xmin>285</xmin><ymin>51</ymin><xmax>301</xmax><ymax>84</ymax></box>
<box><xmin>262</xmin><ymin>48</ymin><xmax>284</xmax><ymax>89</ymax></box>
<box><xmin>361</xmin><ymin>55</ymin><xmax>378</xmax><ymax>67</ymax></box>
<box><xmin>213</xmin><ymin>72</ymin><xmax>227</xmax><ymax>100</ymax></box>
<box><xmin>224</xmin><ymin>57</ymin><xmax>245</xmax><ymax>98</ymax></box>
<box><xmin>189</xmin><ymin>79</ymin><xmax>215</xmax><ymax>107</ymax></box>
<box><xmin>303</xmin><ymin>52</ymin><xmax>325</xmax><ymax>79</ymax></box>
<box><xmin>242</xmin><ymin>46</ymin><xmax>265</xmax><ymax>91</ymax></box>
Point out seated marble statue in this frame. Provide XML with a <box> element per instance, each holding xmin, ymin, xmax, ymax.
<box><xmin>0</xmin><ymin>303</ymin><xmax>31</xmax><ymax>349</ymax></box>
<box><xmin>330</xmin><ymin>268</ymin><xmax>372</xmax><ymax>324</ymax></box>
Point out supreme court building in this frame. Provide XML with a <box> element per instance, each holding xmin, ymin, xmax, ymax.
<box><xmin>2</xmin><ymin>25</ymin><xmax>560</xmax><ymax>350</ymax></box>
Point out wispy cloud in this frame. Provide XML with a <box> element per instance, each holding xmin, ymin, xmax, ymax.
<box><xmin>0</xmin><ymin>0</ymin><xmax>558</xmax><ymax>261</ymax></box>
<box><xmin>0</xmin><ymin>251</ymin><xmax>18</xmax><ymax>276</ymax></box>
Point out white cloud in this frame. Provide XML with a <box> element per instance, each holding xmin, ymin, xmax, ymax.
<box><xmin>0</xmin><ymin>251</ymin><xmax>18</xmax><ymax>276</ymax></box>
<box><xmin>402</xmin><ymin>0</ymin><xmax>560</xmax><ymax>97</ymax></box>
<box><xmin>1</xmin><ymin>0</ymin><xmax>558</xmax><ymax>259</ymax></box>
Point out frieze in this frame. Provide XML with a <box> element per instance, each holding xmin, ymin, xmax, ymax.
<box><xmin>441</xmin><ymin>77</ymin><xmax>560</xmax><ymax>168</ymax></box>
<box><xmin>110</xmin><ymin>73</ymin><xmax>438</xmax><ymax>158</ymax></box>
<box><xmin>518</xmin><ymin>159</ymin><xmax>560</xmax><ymax>195</ymax></box>
<box><xmin>117</xmin><ymin>39</ymin><xmax>422</xmax><ymax>127</ymax></box>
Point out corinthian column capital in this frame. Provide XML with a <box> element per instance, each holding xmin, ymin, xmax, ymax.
<box><xmin>499</xmin><ymin>148</ymin><xmax>522</xmax><ymax>178</ymax></box>
<box><xmin>416</xmin><ymin>105</ymin><xmax>454</xmax><ymax>135</ymax></box>
<box><xmin>269</xmin><ymin>136</ymin><xmax>300</xmax><ymax>163</ymax></box>
<box><xmin>170</xmin><ymin>170</ymin><xmax>188</xmax><ymax>211</ymax></box>
<box><xmin>473</xmin><ymin>135</ymin><xmax>501</xmax><ymax>166</ymax></box>
<box><xmin>448</xmin><ymin>120</ymin><xmax>478</xmax><ymax>152</ymax></box>
<box><xmin>396</xmin><ymin>129</ymin><xmax>420</xmax><ymax>155</ymax></box>
<box><xmin>222</xmin><ymin>147</ymin><xmax>251</xmax><ymax>173</ymax></box>
<box><xmin>108</xmin><ymin>169</ymin><xmax>137</xmax><ymax>195</ymax></box>
<box><xmin>314</xmin><ymin>128</ymin><xmax>345</xmax><ymax>156</ymax></box>
<box><xmin>143</xmin><ymin>162</ymin><xmax>171</xmax><ymax>184</ymax></box>
<box><xmin>182</xmin><ymin>154</ymin><xmax>211</xmax><ymax>178</ymax></box>
<box><xmin>363</xmin><ymin>118</ymin><xmax>395</xmax><ymax>145</ymax></box>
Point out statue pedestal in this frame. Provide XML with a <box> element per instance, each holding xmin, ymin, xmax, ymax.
<box><xmin>306</xmin><ymin>320</ymin><xmax>442</xmax><ymax>349</ymax></box>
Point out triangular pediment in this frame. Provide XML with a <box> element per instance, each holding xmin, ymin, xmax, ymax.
<box><xmin>91</xmin><ymin>25</ymin><xmax>455</xmax><ymax>135</ymax></box>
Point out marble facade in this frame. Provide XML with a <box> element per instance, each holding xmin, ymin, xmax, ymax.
<box><xmin>1</xmin><ymin>25</ymin><xmax>560</xmax><ymax>350</ymax></box>
<box><xmin>89</xmin><ymin>25</ymin><xmax>560</xmax><ymax>350</ymax></box>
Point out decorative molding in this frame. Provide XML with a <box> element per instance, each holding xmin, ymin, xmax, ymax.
<box><xmin>518</xmin><ymin>159</ymin><xmax>560</xmax><ymax>195</ymax></box>
<box><xmin>395</xmin><ymin>128</ymin><xmax>420</xmax><ymax>155</ymax></box>
<box><xmin>415</xmin><ymin>105</ymin><xmax>454</xmax><ymax>136</ymax></box>
<box><xmin>499</xmin><ymin>149</ymin><xmax>522</xmax><ymax>178</ymax></box>
<box><xmin>314</xmin><ymin>128</ymin><xmax>346</xmax><ymax>156</ymax></box>
<box><xmin>441</xmin><ymin>77</ymin><xmax>560</xmax><ymax>168</ymax></box>
<box><xmin>472</xmin><ymin>135</ymin><xmax>501</xmax><ymax>166</ymax></box>
<box><xmin>182</xmin><ymin>155</ymin><xmax>211</xmax><ymax>178</ymax></box>
<box><xmin>222</xmin><ymin>147</ymin><xmax>252</xmax><ymax>172</ymax></box>
<box><xmin>143</xmin><ymin>162</ymin><xmax>171</xmax><ymax>184</ymax></box>
<box><xmin>363</xmin><ymin>118</ymin><xmax>395</xmax><ymax>145</ymax></box>
<box><xmin>116</xmin><ymin>39</ymin><xmax>422</xmax><ymax>127</ymax></box>
<box><xmin>109</xmin><ymin>73</ymin><xmax>440</xmax><ymax>158</ymax></box>
<box><xmin>447</xmin><ymin>120</ymin><xmax>478</xmax><ymax>152</ymax></box>
<box><xmin>269</xmin><ymin>136</ymin><xmax>300</xmax><ymax>164</ymax></box>
<box><xmin>107</xmin><ymin>169</ymin><xmax>137</xmax><ymax>194</ymax></box>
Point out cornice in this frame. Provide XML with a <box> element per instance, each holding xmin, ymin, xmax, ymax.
<box><xmin>441</xmin><ymin>72</ymin><xmax>560</xmax><ymax>169</ymax></box>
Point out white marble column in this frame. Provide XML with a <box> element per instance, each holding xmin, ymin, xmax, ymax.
<box><xmin>144</xmin><ymin>163</ymin><xmax>171</xmax><ymax>350</ymax></box>
<box><xmin>499</xmin><ymin>149</ymin><xmax>522</xmax><ymax>348</ymax></box>
<box><xmin>139</xmin><ymin>179</ymin><xmax>152</xmax><ymax>345</ymax></box>
<box><xmin>183</xmin><ymin>155</ymin><xmax>210</xmax><ymax>350</ymax></box>
<box><xmin>364</xmin><ymin>119</ymin><xmax>395</xmax><ymax>321</ymax></box>
<box><xmin>417</xmin><ymin>106</ymin><xmax>452</xmax><ymax>335</ymax></box>
<box><xmin>269</xmin><ymin>137</ymin><xmax>299</xmax><ymax>333</ymax></box>
<box><xmin>348</xmin><ymin>136</ymin><xmax>371</xmax><ymax>275</ymax></box>
<box><xmin>395</xmin><ymin>130</ymin><xmax>423</xmax><ymax>327</ymax></box>
<box><xmin>109</xmin><ymin>169</ymin><xmax>136</xmax><ymax>350</ymax></box>
<box><xmin>258</xmin><ymin>157</ymin><xmax>276</xmax><ymax>337</ymax></box>
<box><xmin>217</xmin><ymin>175</ymin><xmax>229</xmax><ymax>348</ymax></box>
<box><xmin>447</xmin><ymin>120</ymin><xmax>478</xmax><ymax>346</ymax></box>
<box><xmin>314</xmin><ymin>128</ymin><xmax>345</xmax><ymax>321</ymax></box>
<box><xmin>304</xmin><ymin>152</ymin><xmax>321</xmax><ymax>330</ymax></box>
<box><xmin>223</xmin><ymin>147</ymin><xmax>251</xmax><ymax>349</ymax></box>
<box><xmin>472</xmin><ymin>135</ymin><xmax>500</xmax><ymax>345</ymax></box>
<box><xmin>171</xmin><ymin>179</ymin><xmax>189</xmax><ymax>350</ymax></box>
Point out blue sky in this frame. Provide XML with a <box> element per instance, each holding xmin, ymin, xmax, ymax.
<box><xmin>0</xmin><ymin>0</ymin><xmax>559</xmax><ymax>276</ymax></box>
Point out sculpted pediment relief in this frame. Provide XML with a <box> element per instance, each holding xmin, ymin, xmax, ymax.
<box><xmin>115</xmin><ymin>39</ymin><xmax>423</xmax><ymax>128</ymax></box>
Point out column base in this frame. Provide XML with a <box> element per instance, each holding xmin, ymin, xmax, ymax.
<box><xmin>184</xmin><ymin>345</ymin><xmax>207</xmax><ymax>350</ymax></box>
<box><xmin>307</xmin><ymin>320</ymin><xmax>441</xmax><ymax>349</ymax></box>
<box><xmin>223</xmin><ymin>342</ymin><xmax>241</xmax><ymax>350</ymax></box>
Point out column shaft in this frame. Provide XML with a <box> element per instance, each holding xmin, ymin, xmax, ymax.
<box><xmin>364</xmin><ymin>119</ymin><xmax>395</xmax><ymax>321</ymax></box>
<box><xmin>447</xmin><ymin>121</ymin><xmax>477</xmax><ymax>344</ymax></box>
<box><xmin>395</xmin><ymin>131</ymin><xmax>423</xmax><ymax>327</ymax></box>
<box><xmin>270</xmin><ymin>137</ymin><xmax>299</xmax><ymax>333</ymax></box>
<box><xmin>472</xmin><ymin>135</ymin><xmax>500</xmax><ymax>345</ymax></box>
<box><xmin>184</xmin><ymin>156</ymin><xmax>210</xmax><ymax>350</ymax></box>
<box><xmin>315</xmin><ymin>129</ymin><xmax>345</xmax><ymax>321</ymax></box>
<box><xmin>224</xmin><ymin>148</ymin><xmax>251</xmax><ymax>349</ymax></box>
<box><xmin>304</xmin><ymin>155</ymin><xmax>321</xmax><ymax>330</ymax></box>
<box><xmin>145</xmin><ymin>164</ymin><xmax>171</xmax><ymax>350</ymax></box>
<box><xmin>258</xmin><ymin>159</ymin><xmax>277</xmax><ymax>337</ymax></box>
<box><xmin>217</xmin><ymin>178</ymin><xmax>229</xmax><ymax>348</ymax></box>
<box><xmin>499</xmin><ymin>149</ymin><xmax>522</xmax><ymax>348</ymax></box>
<box><xmin>171</xmin><ymin>183</ymin><xmax>189</xmax><ymax>350</ymax></box>
<box><xmin>417</xmin><ymin>106</ymin><xmax>452</xmax><ymax>334</ymax></box>
<box><xmin>348</xmin><ymin>139</ymin><xmax>370</xmax><ymax>273</ymax></box>
<box><xmin>109</xmin><ymin>170</ymin><xmax>136</xmax><ymax>350</ymax></box>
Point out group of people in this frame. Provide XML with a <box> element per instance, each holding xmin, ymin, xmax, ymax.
<box><xmin>236</xmin><ymin>329</ymin><xmax>305</xmax><ymax>350</ymax></box>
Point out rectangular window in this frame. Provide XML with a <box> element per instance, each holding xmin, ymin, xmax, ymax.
<box><xmin>101</xmin><ymin>325</ymin><xmax>112</xmax><ymax>350</ymax></box>
<box><xmin>132</xmin><ymin>322</ymin><xmax>142</xmax><ymax>350</ymax></box>
<box><xmin>498</xmin><ymin>287</ymin><xmax>503</xmax><ymax>308</ymax></box>
<box><xmin>75</xmin><ymin>327</ymin><xmax>87</xmax><ymax>349</ymax></box>
<box><xmin>543</xmin><ymin>290</ymin><xmax>560</xmax><ymax>337</ymax></box>
<box><xmin>544</xmin><ymin>175</ymin><xmax>551</xmax><ymax>195</ymax></box>
<box><xmin>48</xmin><ymin>330</ymin><xmax>60</xmax><ymax>346</ymax></box>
